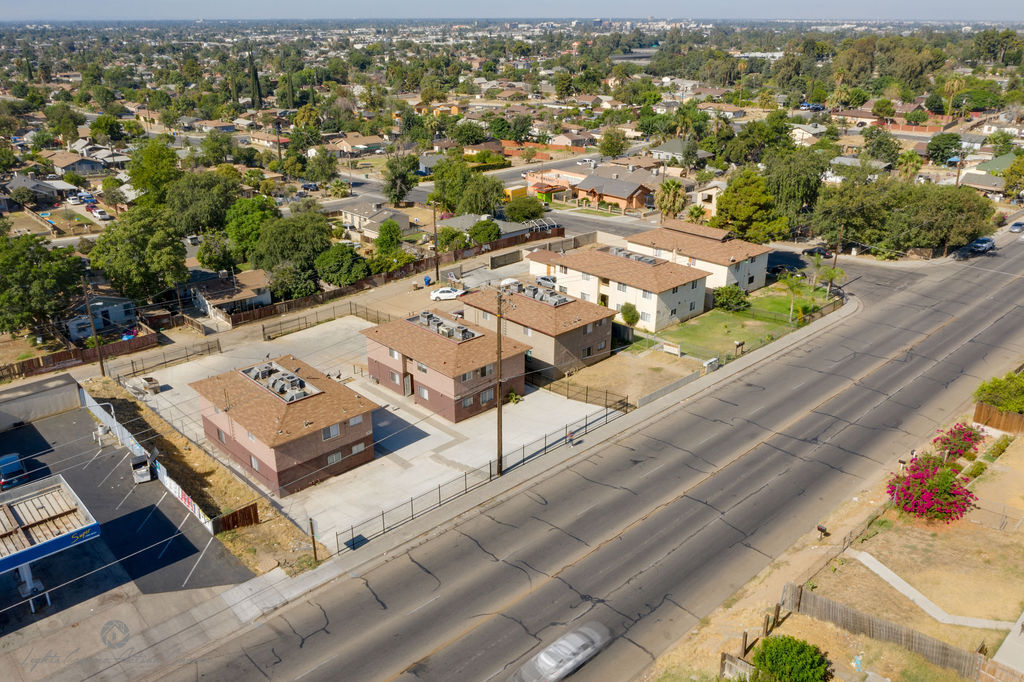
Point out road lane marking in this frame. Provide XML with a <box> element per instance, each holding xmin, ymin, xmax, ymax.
<box><xmin>182</xmin><ymin>536</ymin><xmax>214</xmax><ymax>588</ymax></box>
<box><xmin>158</xmin><ymin>514</ymin><xmax>191</xmax><ymax>559</ymax></box>
<box><xmin>407</xmin><ymin>595</ymin><xmax>440</xmax><ymax>615</ymax></box>
<box><xmin>642</xmin><ymin>462</ymin><xmax>668</xmax><ymax>479</ymax></box>
<box><xmin>136</xmin><ymin>492</ymin><xmax>167</xmax><ymax>533</ymax></box>
<box><xmin>294</xmin><ymin>656</ymin><xmax>336</xmax><ymax>680</ymax></box>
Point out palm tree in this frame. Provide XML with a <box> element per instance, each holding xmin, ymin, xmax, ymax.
<box><xmin>808</xmin><ymin>253</ymin><xmax>824</xmax><ymax>290</ymax></box>
<box><xmin>944</xmin><ymin>77</ymin><xmax>965</xmax><ymax>118</ymax></box>
<box><xmin>821</xmin><ymin>266</ymin><xmax>846</xmax><ymax>297</ymax></box>
<box><xmin>779</xmin><ymin>273</ymin><xmax>804</xmax><ymax>323</ymax></box>
<box><xmin>654</xmin><ymin>178</ymin><xmax>687</xmax><ymax>223</ymax></box>
<box><xmin>896</xmin><ymin>149</ymin><xmax>922</xmax><ymax>180</ymax></box>
<box><xmin>687</xmin><ymin>204</ymin><xmax>707</xmax><ymax>224</ymax></box>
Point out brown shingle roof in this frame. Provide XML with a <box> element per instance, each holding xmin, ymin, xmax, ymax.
<box><xmin>359</xmin><ymin>311</ymin><xmax>530</xmax><ymax>377</ymax></box>
<box><xmin>627</xmin><ymin>227</ymin><xmax>772</xmax><ymax>267</ymax></box>
<box><xmin>193</xmin><ymin>269</ymin><xmax>270</xmax><ymax>306</ymax></box>
<box><xmin>660</xmin><ymin>219</ymin><xmax>731</xmax><ymax>241</ymax></box>
<box><xmin>460</xmin><ymin>290</ymin><xmax>614</xmax><ymax>337</ymax></box>
<box><xmin>527</xmin><ymin>248</ymin><xmax>710</xmax><ymax>292</ymax></box>
<box><xmin>189</xmin><ymin>355</ymin><xmax>378</xmax><ymax>448</ymax></box>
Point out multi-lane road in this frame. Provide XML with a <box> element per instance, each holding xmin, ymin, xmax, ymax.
<box><xmin>159</xmin><ymin>229</ymin><xmax>1024</xmax><ymax>682</ymax></box>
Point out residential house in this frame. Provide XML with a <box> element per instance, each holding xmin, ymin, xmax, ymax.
<box><xmin>549</xmin><ymin>132</ymin><xmax>593</xmax><ymax>147</ymax></box>
<box><xmin>574</xmin><ymin>174</ymin><xmax>653</xmax><ymax>210</ymax></box>
<box><xmin>824</xmin><ymin>156</ymin><xmax>890</xmax><ymax>183</ymax></box>
<box><xmin>690</xmin><ymin>180</ymin><xmax>727</xmax><ymax>218</ymax></box>
<box><xmin>832</xmin><ymin>110</ymin><xmax>880</xmax><ymax>127</ymax></box>
<box><xmin>340</xmin><ymin>202</ymin><xmax>413</xmax><ymax>240</ymax></box>
<box><xmin>975</xmin><ymin>152</ymin><xmax>1017</xmax><ymax>175</ymax></box>
<box><xmin>437</xmin><ymin>214</ymin><xmax>537</xmax><ymax>240</ymax></box>
<box><xmin>959</xmin><ymin>172</ymin><xmax>1005</xmax><ymax>200</ymax></box>
<box><xmin>626</xmin><ymin>222</ymin><xmax>772</xmax><ymax>291</ymax></box>
<box><xmin>790</xmin><ymin>123</ymin><xmax>829</xmax><ymax>146</ymax></box>
<box><xmin>360</xmin><ymin>311</ymin><xmax>530</xmax><ymax>423</ymax></box>
<box><xmin>419</xmin><ymin>153</ymin><xmax>445</xmax><ymax>175</ymax></box>
<box><xmin>461</xmin><ymin>285</ymin><xmax>615</xmax><ymax>379</ymax></box>
<box><xmin>64</xmin><ymin>288</ymin><xmax>136</xmax><ymax>342</ymax></box>
<box><xmin>190</xmin><ymin>355</ymin><xmax>378</xmax><ymax>496</ymax></box>
<box><xmin>463</xmin><ymin>141</ymin><xmax>505</xmax><ymax>156</ymax></box>
<box><xmin>650</xmin><ymin>138</ymin><xmax>695</xmax><ymax>163</ymax></box>
<box><xmin>3</xmin><ymin>174</ymin><xmax>61</xmax><ymax>204</ymax></box>
<box><xmin>249</xmin><ymin>130</ymin><xmax>290</xmax><ymax>149</ymax></box>
<box><xmin>526</xmin><ymin>246</ymin><xmax>710</xmax><ymax>332</ymax></box>
<box><xmin>190</xmin><ymin>270</ymin><xmax>272</xmax><ymax>323</ymax></box>
<box><xmin>39</xmin><ymin>151</ymin><xmax>105</xmax><ymax>176</ymax></box>
<box><xmin>697</xmin><ymin>102</ymin><xmax>745</xmax><ymax>119</ymax></box>
<box><xmin>195</xmin><ymin>120</ymin><xmax>236</xmax><ymax>133</ymax></box>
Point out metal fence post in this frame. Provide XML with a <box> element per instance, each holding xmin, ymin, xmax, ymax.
<box><xmin>464</xmin><ymin>471</ymin><xmax>468</xmax><ymax>493</ymax></box>
<box><xmin>381</xmin><ymin>509</ymin><xmax>385</xmax><ymax>533</ymax></box>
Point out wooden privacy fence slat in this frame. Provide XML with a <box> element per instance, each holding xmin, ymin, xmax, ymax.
<box><xmin>974</xmin><ymin>403</ymin><xmax>1024</xmax><ymax>434</ymax></box>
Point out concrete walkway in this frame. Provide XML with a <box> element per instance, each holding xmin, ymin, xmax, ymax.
<box><xmin>847</xmin><ymin>549</ymin><xmax>1015</xmax><ymax>630</ymax></box>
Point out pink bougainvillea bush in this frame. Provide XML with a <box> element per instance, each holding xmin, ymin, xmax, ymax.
<box><xmin>932</xmin><ymin>423</ymin><xmax>984</xmax><ymax>461</ymax></box>
<box><xmin>886</xmin><ymin>454</ymin><xmax>976</xmax><ymax>522</ymax></box>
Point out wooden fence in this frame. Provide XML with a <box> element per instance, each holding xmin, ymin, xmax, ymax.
<box><xmin>973</xmin><ymin>403</ymin><xmax>1024</xmax><ymax>434</ymax></box>
<box><xmin>212</xmin><ymin>502</ymin><xmax>260</xmax><ymax>533</ymax></box>
<box><xmin>0</xmin><ymin>322</ymin><xmax>160</xmax><ymax>381</ymax></box>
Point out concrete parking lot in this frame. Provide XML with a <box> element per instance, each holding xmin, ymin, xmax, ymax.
<box><xmin>0</xmin><ymin>409</ymin><xmax>251</xmax><ymax>636</ymax></box>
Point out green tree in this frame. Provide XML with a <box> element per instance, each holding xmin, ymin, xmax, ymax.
<box><xmin>904</xmin><ymin>110</ymin><xmax>928</xmax><ymax>125</ymax></box>
<box><xmin>374</xmin><ymin>219</ymin><xmax>404</xmax><ymax>255</ymax></box>
<box><xmin>253</xmin><ymin>212</ymin><xmax>331</xmax><ymax>273</ymax></box>
<box><xmin>654</xmin><ymin>178</ymin><xmax>687</xmax><ymax>222</ymax></box>
<box><xmin>368</xmin><ymin>250</ymin><xmax>416</xmax><ymax>274</ymax></box>
<box><xmin>268</xmin><ymin>261</ymin><xmax>318</xmax><ymax>300</ymax></box>
<box><xmin>429</xmin><ymin>156</ymin><xmax>473</xmax><ymax>212</ymax></box>
<box><xmin>10</xmin><ymin>187</ymin><xmax>36</xmax><ymax>207</ymax></box>
<box><xmin>468</xmin><ymin>219</ymin><xmax>501</xmax><ymax>244</ymax></box>
<box><xmin>436</xmin><ymin>226</ymin><xmax>470</xmax><ymax>252</ymax></box>
<box><xmin>382</xmin><ymin>154</ymin><xmax>420</xmax><ymax>206</ymax></box>
<box><xmin>713</xmin><ymin>284</ymin><xmax>750</xmax><ymax>312</ymax></box>
<box><xmin>778</xmin><ymin>273</ymin><xmax>804</xmax><ymax>323</ymax></box>
<box><xmin>505</xmin><ymin>195</ymin><xmax>545</xmax><ymax>222</ymax></box>
<box><xmin>1005</xmin><ymin>155</ymin><xmax>1024</xmax><ymax>199</ymax></box>
<box><xmin>520</xmin><ymin>147</ymin><xmax>537</xmax><ymax>164</ymax></box>
<box><xmin>306</xmin><ymin>148</ymin><xmax>338</xmax><ymax>183</ymax></box>
<box><xmin>986</xmin><ymin>130</ymin><xmax>1015</xmax><ymax>157</ymax></box>
<box><xmin>509</xmin><ymin>114</ymin><xmax>533</xmax><ymax>143</ymax></box>
<box><xmin>450</xmin><ymin>121</ymin><xmax>487</xmax><ymax>146</ymax></box>
<box><xmin>88</xmin><ymin>205</ymin><xmax>187</xmax><ymax>301</ymax></box>
<box><xmin>710</xmin><ymin>169</ymin><xmax>790</xmax><ymax>243</ymax></box>
<box><xmin>89</xmin><ymin>114</ymin><xmax>124</xmax><ymax>142</ymax></box>
<box><xmin>751</xmin><ymin>635</ymin><xmax>832</xmax><ymax>682</ymax></box>
<box><xmin>128</xmin><ymin>136</ymin><xmax>183</xmax><ymax>202</ymax></box>
<box><xmin>763</xmin><ymin>148</ymin><xmax>830</xmax><ymax>223</ymax></box>
<box><xmin>820</xmin><ymin>265</ymin><xmax>846</xmax><ymax>296</ymax></box>
<box><xmin>0</xmin><ymin>147</ymin><xmax>17</xmax><ymax>173</ymax></box>
<box><xmin>927</xmin><ymin>133</ymin><xmax>962</xmax><ymax>165</ymax></box>
<box><xmin>224</xmin><ymin>196</ymin><xmax>280</xmax><ymax>262</ymax></box>
<box><xmin>862</xmin><ymin>126</ymin><xmax>901</xmax><ymax>165</ymax></box>
<box><xmin>314</xmin><ymin>243</ymin><xmax>369</xmax><ymax>286</ymax></box>
<box><xmin>164</xmin><ymin>172</ymin><xmax>240</xmax><ymax>236</ymax></box>
<box><xmin>196</xmin><ymin>232</ymin><xmax>235</xmax><ymax>271</ymax></box>
<box><xmin>0</xmin><ymin>235</ymin><xmax>82</xmax><ymax>334</ymax></box>
<box><xmin>598</xmin><ymin>128</ymin><xmax>627</xmax><ymax>158</ymax></box>
<box><xmin>896</xmin><ymin>149</ymin><xmax>923</xmax><ymax>179</ymax></box>
<box><xmin>687</xmin><ymin>204</ymin><xmax>707</xmax><ymax>224</ymax></box>
<box><xmin>457</xmin><ymin>174</ymin><xmax>504</xmax><ymax>215</ymax></box>
<box><xmin>924</xmin><ymin>92</ymin><xmax>945</xmax><ymax>115</ymax></box>
<box><xmin>200</xmin><ymin>130</ymin><xmax>235</xmax><ymax>166</ymax></box>
<box><xmin>870</xmin><ymin>98</ymin><xmax>896</xmax><ymax>122</ymax></box>
<box><xmin>620</xmin><ymin>302</ymin><xmax>640</xmax><ymax>328</ymax></box>
<box><xmin>63</xmin><ymin>171</ymin><xmax>88</xmax><ymax>189</ymax></box>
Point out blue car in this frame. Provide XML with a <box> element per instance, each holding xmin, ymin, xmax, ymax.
<box><xmin>0</xmin><ymin>453</ymin><xmax>27</xmax><ymax>490</ymax></box>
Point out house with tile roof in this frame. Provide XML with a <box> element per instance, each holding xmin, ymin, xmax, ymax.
<box><xmin>360</xmin><ymin>311</ymin><xmax>530</xmax><ymax>422</ymax></box>
<box><xmin>189</xmin><ymin>269</ymin><xmax>272</xmax><ymax>324</ymax></box>
<box><xmin>526</xmin><ymin>246</ymin><xmax>711</xmax><ymax>332</ymax></box>
<box><xmin>626</xmin><ymin>221</ymin><xmax>772</xmax><ymax>291</ymax></box>
<box><xmin>191</xmin><ymin>355</ymin><xmax>378</xmax><ymax>495</ymax></box>
<box><xmin>461</xmin><ymin>285</ymin><xmax>615</xmax><ymax>380</ymax></box>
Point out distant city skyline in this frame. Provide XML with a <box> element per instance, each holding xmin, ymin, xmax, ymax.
<box><xmin>4</xmin><ymin>0</ymin><xmax>1024</xmax><ymax>23</ymax></box>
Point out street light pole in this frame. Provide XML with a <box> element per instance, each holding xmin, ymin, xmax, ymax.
<box><xmin>431</xmin><ymin>201</ymin><xmax>439</xmax><ymax>284</ymax></box>
<box><xmin>495</xmin><ymin>288</ymin><xmax>504</xmax><ymax>477</ymax></box>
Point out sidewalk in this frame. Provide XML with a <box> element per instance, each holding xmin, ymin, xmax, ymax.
<box><xmin>26</xmin><ymin>279</ymin><xmax>863</xmax><ymax>682</ymax></box>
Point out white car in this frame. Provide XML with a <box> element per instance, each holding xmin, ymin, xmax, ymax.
<box><xmin>511</xmin><ymin>622</ymin><xmax>612</xmax><ymax>682</ymax></box>
<box><xmin>67</xmin><ymin>196</ymin><xmax>82</xmax><ymax>205</ymax></box>
<box><xmin>429</xmin><ymin>287</ymin><xmax>466</xmax><ymax>301</ymax></box>
<box><xmin>94</xmin><ymin>209</ymin><xmax>112</xmax><ymax>220</ymax></box>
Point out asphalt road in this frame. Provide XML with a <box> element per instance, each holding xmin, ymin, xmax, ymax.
<box><xmin>162</xmin><ymin>232</ymin><xmax>1024</xmax><ymax>682</ymax></box>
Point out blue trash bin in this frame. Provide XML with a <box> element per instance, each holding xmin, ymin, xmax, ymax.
<box><xmin>424</xmin><ymin>276</ymin><xmax>431</xmax><ymax>286</ymax></box>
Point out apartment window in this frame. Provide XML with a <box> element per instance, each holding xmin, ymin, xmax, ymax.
<box><xmin>348</xmin><ymin>414</ymin><xmax>363</xmax><ymax>427</ymax></box>
<box><xmin>481</xmin><ymin>311</ymin><xmax>490</xmax><ymax>321</ymax></box>
<box><xmin>582</xmin><ymin>346</ymin><xmax>592</xmax><ymax>358</ymax></box>
<box><xmin>522</xmin><ymin>325</ymin><xmax>532</xmax><ymax>337</ymax></box>
<box><xmin>247</xmin><ymin>431</ymin><xmax>255</xmax><ymax>441</ymax></box>
<box><xmin>615</xmin><ymin>303</ymin><xmax>622</xmax><ymax>312</ymax></box>
<box><xmin>462</xmin><ymin>396</ymin><xmax>474</xmax><ymax>408</ymax></box>
<box><xmin>480</xmin><ymin>363</ymin><xmax>495</xmax><ymax>377</ymax></box>
<box><xmin>559</xmin><ymin>285</ymin><xmax>568</xmax><ymax>293</ymax></box>
<box><xmin>689</xmin><ymin>301</ymin><xmax>696</xmax><ymax>311</ymax></box>
<box><xmin>688</xmin><ymin>257</ymin><xmax>697</xmax><ymax>266</ymax></box>
<box><xmin>748</xmin><ymin>256</ymin><xmax>756</xmax><ymax>264</ymax></box>
<box><xmin>580</xmin><ymin>292</ymin><xmax>591</xmax><ymax>302</ymax></box>
<box><xmin>216</xmin><ymin>428</ymin><xmax>225</xmax><ymax>444</ymax></box>
<box><xmin>351</xmin><ymin>442</ymin><xmax>365</xmax><ymax>455</ymax></box>
<box><xmin>250</xmin><ymin>455</ymin><xmax>259</xmax><ymax>471</ymax></box>
<box><xmin>389</xmin><ymin>370</ymin><xmax>400</xmax><ymax>384</ymax></box>
<box><xmin>671</xmin><ymin>308</ymin><xmax>677</xmax><ymax>316</ymax></box>
<box><xmin>600</xmin><ymin>277</ymin><xmax>610</xmax><ymax>285</ymax></box>
<box><xmin>640</xmin><ymin>312</ymin><xmax>652</xmax><ymax>322</ymax></box>
<box><xmin>654</xmin><ymin>248</ymin><xmax>663</xmax><ymax>257</ymax></box>
<box><xmin>417</xmin><ymin>385</ymin><xmax>429</xmax><ymax>400</ymax></box>
<box><xmin>597</xmin><ymin>340</ymin><xmax>606</xmax><ymax>351</ymax></box>
<box><xmin>460</xmin><ymin>371</ymin><xmax>474</xmax><ymax>382</ymax></box>
<box><xmin>616</xmin><ymin>282</ymin><xmax>627</xmax><ymax>292</ymax></box>
<box><xmin>327</xmin><ymin>452</ymin><xmax>343</xmax><ymax>466</ymax></box>
<box><xmin>585</xmin><ymin>323</ymin><xmax>593</xmax><ymax>335</ymax></box>
<box><xmin>416</xmin><ymin>361</ymin><xmax>427</xmax><ymax>374</ymax></box>
<box><xmin>642</xmin><ymin>289</ymin><xmax>653</xmax><ymax>300</ymax></box>
<box><xmin>672</xmin><ymin>286</ymin><xmax>679</xmax><ymax>294</ymax></box>
<box><xmin>691</xmin><ymin>281</ymin><xmax>697</xmax><ymax>289</ymax></box>
<box><xmin>582</xmin><ymin>272</ymin><xmax>592</xmax><ymax>281</ymax></box>
<box><xmin>388</xmin><ymin>347</ymin><xmax>399</xmax><ymax>360</ymax></box>
<box><xmin>480</xmin><ymin>388</ymin><xmax>495</xmax><ymax>403</ymax></box>
<box><xmin>748</xmin><ymin>275</ymin><xmax>755</xmax><ymax>285</ymax></box>
<box><xmin>322</xmin><ymin>423</ymin><xmax>340</xmax><ymax>440</ymax></box>
<box><xmin>558</xmin><ymin>265</ymin><xmax>568</xmax><ymax>274</ymax></box>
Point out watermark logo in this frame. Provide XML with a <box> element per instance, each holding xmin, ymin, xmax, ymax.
<box><xmin>100</xmin><ymin>620</ymin><xmax>130</xmax><ymax>649</ymax></box>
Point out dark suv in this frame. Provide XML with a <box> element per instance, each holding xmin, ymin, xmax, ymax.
<box><xmin>0</xmin><ymin>453</ymin><xmax>27</xmax><ymax>490</ymax></box>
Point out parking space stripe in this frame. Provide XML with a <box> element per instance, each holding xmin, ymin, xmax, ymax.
<box><xmin>136</xmin><ymin>491</ymin><xmax>167</xmax><ymax>533</ymax></box>
<box><xmin>157</xmin><ymin>514</ymin><xmax>190</xmax><ymax>559</ymax></box>
<box><xmin>97</xmin><ymin>450</ymin><xmax>132</xmax><ymax>488</ymax></box>
<box><xmin>114</xmin><ymin>485</ymin><xmax>137</xmax><ymax>510</ymax></box>
<box><xmin>84</xmin><ymin>447</ymin><xmax>104</xmax><ymax>469</ymax></box>
<box><xmin>182</xmin><ymin>537</ymin><xmax>214</xmax><ymax>588</ymax></box>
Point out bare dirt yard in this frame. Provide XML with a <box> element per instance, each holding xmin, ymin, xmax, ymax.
<box><xmin>0</xmin><ymin>333</ymin><xmax>62</xmax><ymax>366</ymax></box>
<box><xmin>551</xmin><ymin>348</ymin><xmax>703</xmax><ymax>405</ymax></box>
<box><xmin>82</xmin><ymin>376</ymin><xmax>327</xmax><ymax>575</ymax></box>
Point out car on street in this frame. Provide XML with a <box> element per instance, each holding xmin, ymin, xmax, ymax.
<box><xmin>769</xmin><ymin>263</ymin><xmax>803</xmax><ymax>276</ymax></box>
<box><xmin>969</xmin><ymin>237</ymin><xmax>995</xmax><ymax>253</ymax></box>
<box><xmin>802</xmin><ymin>245</ymin><xmax>833</xmax><ymax>258</ymax></box>
<box><xmin>536</xmin><ymin>275</ymin><xmax>557</xmax><ymax>288</ymax></box>
<box><xmin>0</xmin><ymin>453</ymin><xmax>27</xmax><ymax>491</ymax></box>
<box><xmin>510</xmin><ymin>621</ymin><xmax>612</xmax><ymax>682</ymax></box>
<box><xmin>94</xmin><ymin>209</ymin><xmax>112</xmax><ymax>220</ymax></box>
<box><xmin>84</xmin><ymin>204</ymin><xmax>97</xmax><ymax>213</ymax></box>
<box><xmin>429</xmin><ymin>287</ymin><xmax>466</xmax><ymax>301</ymax></box>
<box><xmin>1009</xmin><ymin>222</ymin><xmax>1023</xmax><ymax>233</ymax></box>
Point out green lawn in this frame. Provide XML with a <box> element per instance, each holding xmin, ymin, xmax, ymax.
<box><xmin>748</xmin><ymin>281</ymin><xmax>830</xmax><ymax>318</ymax></box>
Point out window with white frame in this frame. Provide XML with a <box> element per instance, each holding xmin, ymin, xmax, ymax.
<box><xmin>481</xmin><ymin>311</ymin><xmax>490</xmax><ymax>321</ymax></box>
<box><xmin>597</xmin><ymin>340</ymin><xmax>606</xmax><ymax>350</ymax></box>
<box><xmin>247</xmin><ymin>431</ymin><xmax>255</xmax><ymax>441</ymax></box>
<box><xmin>388</xmin><ymin>347</ymin><xmax>399</xmax><ymax>359</ymax></box>
<box><xmin>416</xmin><ymin>361</ymin><xmax>427</xmax><ymax>374</ymax></box>
<box><xmin>559</xmin><ymin>285</ymin><xmax>567</xmax><ymax>293</ymax></box>
<box><xmin>689</xmin><ymin>301</ymin><xmax>696</xmax><ymax>311</ymax></box>
<box><xmin>216</xmin><ymin>428</ymin><xmax>225</xmax><ymax>444</ymax></box>
<box><xmin>582</xmin><ymin>272</ymin><xmax>591</xmax><ymax>281</ymax></box>
<box><xmin>580</xmin><ymin>292</ymin><xmax>590</xmax><ymax>301</ymax></box>
<box><xmin>691</xmin><ymin>281</ymin><xmax>697</xmax><ymax>289</ymax></box>
<box><xmin>327</xmin><ymin>451</ymin><xmax>343</xmax><ymax>466</ymax></box>
<box><xmin>480</xmin><ymin>387</ymin><xmax>495</xmax><ymax>402</ymax></box>
<box><xmin>389</xmin><ymin>370</ymin><xmax>400</xmax><ymax>384</ymax></box>
<box><xmin>585</xmin><ymin>322</ymin><xmax>593</xmax><ymax>334</ymax></box>
<box><xmin>582</xmin><ymin>346</ymin><xmax>592</xmax><ymax>358</ymax></box>
<box><xmin>640</xmin><ymin>311</ymin><xmax>652</xmax><ymax>322</ymax></box>
<box><xmin>654</xmin><ymin>247</ymin><xmax>662</xmax><ymax>257</ymax></box>
<box><xmin>688</xmin><ymin>257</ymin><xmax>696</xmax><ymax>266</ymax></box>
<box><xmin>480</xmin><ymin>363</ymin><xmax>494</xmax><ymax>377</ymax></box>
<box><xmin>348</xmin><ymin>414</ymin><xmax>363</xmax><ymax>427</ymax></box>
<box><xmin>558</xmin><ymin>265</ymin><xmax>568</xmax><ymax>274</ymax></box>
<box><xmin>615</xmin><ymin>303</ymin><xmax>622</xmax><ymax>311</ymax></box>
<box><xmin>417</xmin><ymin>385</ymin><xmax>429</xmax><ymax>399</ymax></box>
<box><xmin>462</xmin><ymin>396</ymin><xmax>473</xmax><ymax>408</ymax></box>
<box><xmin>460</xmin><ymin>370</ymin><xmax>473</xmax><ymax>382</ymax></box>
<box><xmin>642</xmin><ymin>289</ymin><xmax>652</xmax><ymax>300</ymax></box>
<box><xmin>616</xmin><ymin>282</ymin><xmax>627</xmax><ymax>292</ymax></box>
<box><xmin>322</xmin><ymin>423</ymin><xmax>340</xmax><ymax>440</ymax></box>
<box><xmin>522</xmin><ymin>325</ymin><xmax>532</xmax><ymax>337</ymax></box>
<box><xmin>250</xmin><ymin>455</ymin><xmax>259</xmax><ymax>471</ymax></box>
<box><xmin>351</xmin><ymin>442</ymin><xmax>365</xmax><ymax>455</ymax></box>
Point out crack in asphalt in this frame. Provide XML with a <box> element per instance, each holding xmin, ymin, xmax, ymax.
<box><xmin>242</xmin><ymin>649</ymin><xmax>271</xmax><ymax>679</ymax></box>
<box><xmin>531</xmin><ymin>515</ymin><xmax>590</xmax><ymax>546</ymax></box>
<box><xmin>279</xmin><ymin>602</ymin><xmax>331</xmax><ymax>650</ymax></box>
<box><xmin>569</xmin><ymin>469</ymin><xmax>638</xmax><ymax>495</ymax></box>
<box><xmin>482</xmin><ymin>512</ymin><xmax>519</xmax><ymax>530</ymax></box>
<box><xmin>408</xmin><ymin>552</ymin><xmax>442</xmax><ymax>591</ymax></box>
<box><xmin>357</xmin><ymin>577</ymin><xmax>388</xmax><ymax>610</ymax></box>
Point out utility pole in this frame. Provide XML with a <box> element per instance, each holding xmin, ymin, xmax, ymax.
<box><xmin>431</xmin><ymin>201</ymin><xmax>440</xmax><ymax>284</ymax></box>
<box><xmin>831</xmin><ymin>223</ymin><xmax>844</xmax><ymax>270</ymax></box>
<box><xmin>82</xmin><ymin>276</ymin><xmax>105</xmax><ymax>377</ymax></box>
<box><xmin>275</xmin><ymin>122</ymin><xmax>284</xmax><ymax>178</ymax></box>
<box><xmin>495</xmin><ymin>288</ymin><xmax>504</xmax><ymax>477</ymax></box>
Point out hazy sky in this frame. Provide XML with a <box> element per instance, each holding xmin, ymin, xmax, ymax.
<box><xmin>5</xmin><ymin>0</ymin><xmax>1023</xmax><ymax>22</ymax></box>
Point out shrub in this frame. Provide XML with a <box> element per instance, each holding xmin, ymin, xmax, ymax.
<box><xmin>965</xmin><ymin>461</ymin><xmax>987</xmax><ymax>479</ymax></box>
<box><xmin>714</xmin><ymin>284</ymin><xmax>750</xmax><ymax>312</ymax></box>
<box><xmin>984</xmin><ymin>434</ymin><xmax>1013</xmax><ymax>461</ymax></box>
<box><xmin>886</xmin><ymin>454</ymin><xmax>976</xmax><ymax>522</ymax></box>
<box><xmin>751</xmin><ymin>635</ymin><xmax>832</xmax><ymax>682</ymax></box>
<box><xmin>974</xmin><ymin>372</ymin><xmax>1024</xmax><ymax>414</ymax></box>
<box><xmin>620</xmin><ymin>302</ymin><xmax>640</xmax><ymax>327</ymax></box>
<box><xmin>932</xmin><ymin>423</ymin><xmax>983</xmax><ymax>461</ymax></box>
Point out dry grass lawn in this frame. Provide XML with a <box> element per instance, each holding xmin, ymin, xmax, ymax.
<box><xmin>550</xmin><ymin>349</ymin><xmax>703</xmax><ymax>404</ymax></box>
<box><xmin>0</xmin><ymin>333</ymin><xmax>62</xmax><ymax>365</ymax></box>
<box><xmin>82</xmin><ymin>377</ymin><xmax>327</xmax><ymax>575</ymax></box>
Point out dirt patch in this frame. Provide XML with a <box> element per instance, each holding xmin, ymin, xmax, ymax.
<box><xmin>81</xmin><ymin>376</ymin><xmax>327</xmax><ymax>575</ymax></box>
<box><xmin>4</xmin><ymin>210</ymin><xmax>51</xmax><ymax>235</ymax></box>
<box><xmin>551</xmin><ymin>349</ymin><xmax>703</xmax><ymax>404</ymax></box>
<box><xmin>0</xmin><ymin>333</ymin><xmax>62</xmax><ymax>366</ymax></box>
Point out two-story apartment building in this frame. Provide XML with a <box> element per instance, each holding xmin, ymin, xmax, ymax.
<box><xmin>360</xmin><ymin>311</ymin><xmax>530</xmax><ymax>422</ymax></box>
<box><xmin>461</xmin><ymin>284</ymin><xmax>615</xmax><ymax>379</ymax></box>
<box><xmin>190</xmin><ymin>355</ymin><xmax>378</xmax><ymax>496</ymax></box>
<box><xmin>626</xmin><ymin>221</ymin><xmax>772</xmax><ymax>291</ymax></box>
<box><xmin>526</xmin><ymin>246</ymin><xmax>711</xmax><ymax>332</ymax></box>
